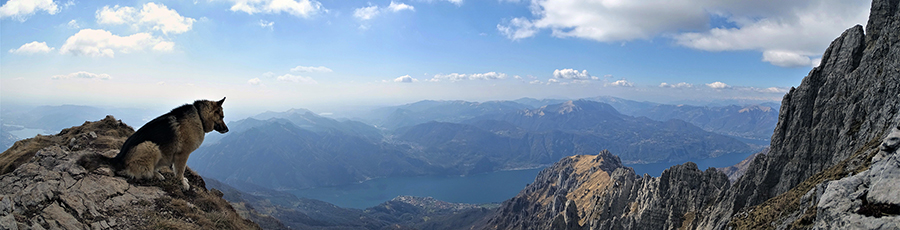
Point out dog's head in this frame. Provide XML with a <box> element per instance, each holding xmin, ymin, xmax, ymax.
<box><xmin>197</xmin><ymin>97</ymin><xmax>229</xmax><ymax>134</ymax></box>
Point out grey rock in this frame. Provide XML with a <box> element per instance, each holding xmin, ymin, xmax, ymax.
<box><xmin>479</xmin><ymin>0</ymin><xmax>900</xmax><ymax>229</ymax></box>
<box><xmin>813</xmin><ymin>126</ymin><xmax>900</xmax><ymax>229</ymax></box>
<box><xmin>1</xmin><ymin>214</ymin><xmax>17</xmax><ymax>230</ymax></box>
<box><xmin>42</xmin><ymin>202</ymin><xmax>84</xmax><ymax>230</ymax></box>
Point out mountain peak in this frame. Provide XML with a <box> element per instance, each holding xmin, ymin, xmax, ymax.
<box><xmin>0</xmin><ymin>116</ymin><xmax>261</xmax><ymax>229</ymax></box>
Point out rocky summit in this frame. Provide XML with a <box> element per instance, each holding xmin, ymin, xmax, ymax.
<box><xmin>480</xmin><ymin>0</ymin><xmax>900</xmax><ymax>229</ymax></box>
<box><xmin>0</xmin><ymin>116</ymin><xmax>261</xmax><ymax>230</ymax></box>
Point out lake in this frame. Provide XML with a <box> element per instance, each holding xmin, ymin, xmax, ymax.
<box><xmin>627</xmin><ymin>150</ymin><xmax>758</xmax><ymax>177</ymax></box>
<box><xmin>291</xmin><ymin>151</ymin><xmax>757</xmax><ymax>209</ymax></box>
<box><xmin>291</xmin><ymin>168</ymin><xmax>544</xmax><ymax>209</ymax></box>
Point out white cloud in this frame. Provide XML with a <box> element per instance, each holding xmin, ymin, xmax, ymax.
<box><xmin>96</xmin><ymin>5</ymin><xmax>136</xmax><ymax>25</ymax></box>
<box><xmin>276</xmin><ymin>74</ymin><xmax>317</xmax><ymax>84</ymax></box>
<box><xmin>51</xmin><ymin>71</ymin><xmax>111</xmax><ymax>80</ymax></box>
<box><xmin>497</xmin><ymin>17</ymin><xmax>537</xmax><ymax>40</ymax></box>
<box><xmin>9</xmin><ymin>41</ymin><xmax>54</xmax><ymax>54</ymax></box>
<box><xmin>529</xmin><ymin>80</ymin><xmax>542</xmax><ymax>84</ymax></box>
<box><xmin>259</xmin><ymin>19</ymin><xmax>274</xmax><ymax>30</ymax></box>
<box><xmin>0</xmin><ymin>0</ymin><xmax>59</xmax><ymax>21</ymax></box>
<box><xmin>388</xmin><ymin>1</ymin><xmax>414</xmax><ymax>12</ymax></box>
<box><xmin>393</xmin><ymin>75</ymin><xmax>418</xmax><ymax>83</ymax></box>
<box><xmin>811</xmin><ymin>58</ymin><xmax>823</xmax><ymax>68</ymax></box>
<box><xmin>354</xmin><ymin>2</ymin><xmax>414</xmax><ymax>21</ymax></box>
<box><xmin>761</xmin><ymin>50</ymin><xmax>815</xmax><ymax>68</ymax></box>
<box><xmin>96</xmin><ymin>3</ymin><xmax>195</xmax><ymax>35</ymax></box>
<box><xmin>354</xmin><ymin>5</ymin><xmax>379</xmax><ymax>20</ymax></box>
<box><xmin>290</xmin><ymin>65</ymin><xmax>332</xmax><ymax>73</ymax></box>
<box><xmin>430</xmin><ymin>72</ymin><xmax>508</xmax><ymax>82</ymax></box>
<box><xmin>229</xmin><ymin>0</ymin><xmax>323</xmax><ymax>18</ymax></box>
<box><xmin>444</xmin><ymin>0</ymin><xmax>462</xmax><ymax>5</ymax></box>
<box><xmin>248</xmin><ymin>78</ymin><xmax>262</xmax><ymax>85</ymax></box>
<box><xmin>67</xmin><ymin>19</ymin><xmax>79</xmax><ymax>28</ymax></box>
<box><xmin>659</xmin><ymin>82</ymin><xmax>693</xmax><ymax>88</ymax></box>
<box><xmin>752</xmin><ymin>87</ymin><xmax>790</xmax><ymax>93</ymax></box>
<box><xmin>706</xmin><ymin>81</ymin><xmax>729</xmax><ymax>89</ymax></box>
<box><xmin>553</xmin><ymin>69</ymin><xmax>596</xmax><ymax>80</ymax></box>
<box><xmin>506</xmin><ymin>0</ymin><xmax>710</xmax><ymax>42</ymax></box>
<box><xmin>138</xmin><ymin>3</ymin><xmax>196</xmax><ymax>34</ymax></box>
<box><xmin>59</xmin><ymin>29</ymin><xmax>174</xmax><ymax>57</ymax></box>
<box><xmin>605</xmin><ymin>79</ymin><xmax>634</xmax><ymax>87</ymax></box>
<box><xmin>502</xmin><ymin>0</ymin><xmax>869</xmax><ymax>68</ymax></box>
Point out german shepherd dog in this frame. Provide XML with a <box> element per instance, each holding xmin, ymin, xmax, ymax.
<box><xmin>112</xmin><ymin>98</ymin><xmax>228</xmax><ymax>190</ymax></box>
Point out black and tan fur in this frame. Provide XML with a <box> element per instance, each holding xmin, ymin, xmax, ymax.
<box><xmin>111</xmin><ymin>98</ymin><xmax>228</xmax><ymax>190</ymax></box>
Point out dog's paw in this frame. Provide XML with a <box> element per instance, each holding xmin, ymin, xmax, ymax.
<box><xmin>181</xmin><ymin>177</ymin><xmax>190</xmax><ymax>191</ymax></box>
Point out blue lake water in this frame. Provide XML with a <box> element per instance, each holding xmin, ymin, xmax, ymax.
<box><xmin>627</xmin><ymin>151</ymin><xmax>758</xmax><ymax>177</ymax></box>
<box><xmin>291</xmin><ymin>168</ymin><xmax>544</xmax><ymax>209</ymax></box>
<box><xmin>291</xmin><ymin>151</ymin><xmax>757</xmax><ymax>209</ymax></box>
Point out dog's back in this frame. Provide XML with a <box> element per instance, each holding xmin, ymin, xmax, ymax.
<box><xmin>113</xmin><ymin>107</ymin><xmax>182</xmax><ymax>165</ymax></box>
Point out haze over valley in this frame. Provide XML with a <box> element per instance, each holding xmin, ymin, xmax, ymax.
<box><xmin>3</xmin><ymin>0</ymin><xmax>895</xmax><ymax>229</ymax></box>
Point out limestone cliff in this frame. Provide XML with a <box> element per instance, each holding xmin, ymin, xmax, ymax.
<box><xmin>481</xmin><ymin>0</ymin><xmax>900</xmax><ymax>229</ymax></box>
<box><xmin>0</xmin><ymin>116</ymin><xmax>262</xmax><ymax>230</ymax></box>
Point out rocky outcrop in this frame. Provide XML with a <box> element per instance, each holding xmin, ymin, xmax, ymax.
<box><xmin>0</xmin><ymin>116</ymin><xmax>260</xmax><ymax>230</ymax></box>
<box><xmin>586</xmin><ymin>162</ymin><xmax>729</xmax><ymax>230</ymax></box>
<box><xmin>480</xmin><ymin>0</ymin><xmax>900</xmax><ymax>229</ymax></box>
<box><xmin>482</xmin><ymin>150</ymin><xmax>730</xmax><ymax>230</ymax></box>
<box><xmin>717</xmin><ymin>148</ymin><xmax>768</xmax><ymax>182</ymax></box>
<box><xmin>482</xmin><ymin>150</ymin><xmax>622</xmax><ymax>230</ymax></box>
<box><xmin>812</xmin><ymin>126</ymin><xmax>900</xmax><ymax>229</ymax></box>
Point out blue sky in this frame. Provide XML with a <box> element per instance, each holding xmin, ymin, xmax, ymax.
<box><xmin>0</xmin><ymin>0</ymin><xmax>872</xmax><ymax>115</ymax></box>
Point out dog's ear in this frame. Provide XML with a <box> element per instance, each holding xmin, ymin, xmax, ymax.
<box><xmin>217</xmin><ymin>97</ymin><xmax>226</xmax><ymax>106</ymax></box>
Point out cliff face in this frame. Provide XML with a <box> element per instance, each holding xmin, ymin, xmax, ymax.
<box><xmin>0</xmin><ymin>116</ymin><xmax>261</xmax><ymax>230</ymax></box>
<box><xmin>701</xmin><ymin>0</ymin><xmax>900</xmax><ymax>228</ymax></box>
<box><xmin>481</xmin><ymin>0</ymin><xmax>900</xmax><ymax>229</ymax></box>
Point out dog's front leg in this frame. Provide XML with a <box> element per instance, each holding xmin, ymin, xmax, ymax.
<box><xmin>174</xmin><ymin>153</ymin><xmax>190</xmax><ymax>190</ymax></box>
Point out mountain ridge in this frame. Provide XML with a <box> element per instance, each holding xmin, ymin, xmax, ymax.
<box><xmin>480</xmin><ymin>0</ymin><xmax>900</xmax><ymax>229</ymax></box>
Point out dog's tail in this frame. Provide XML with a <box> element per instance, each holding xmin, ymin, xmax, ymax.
<box><xmin>77</xmin><ymin>152</ymin><xmax>123</xmax><ymax>172</ymax></box>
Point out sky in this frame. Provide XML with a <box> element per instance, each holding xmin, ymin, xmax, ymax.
<box><xmin>0</xmin><ymin>0</ymin><xmax>873</xmax><ymax>116</ymax></box>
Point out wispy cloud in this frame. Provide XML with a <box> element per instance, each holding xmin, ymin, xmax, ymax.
<box><xmin>429</xmin><ymin>72</ymin><xmax>508</xmax><ymax>82</ymax></box>
<box><xmin>659</xmin><ymin>82</ymin><xmax>693</xmax><ymax>88</ymax></box>
<box><xmin>227</xmin><ymin>0</ymin><xmax>323</xmax><ymax>18</ymax></box>
<box><xmin>354</xmin><ymin>1</ymin><xmax>414</xmax><ymax>21</ymax></box>
<box><xmin>276</xmin><ymin>74</ymin><xmax>317</xmax><ymax>84</ymax></box>
<box><xmin>259</xmin><ymin>19</ymin><xmax>274</xmax><ymax>30</ymax></box>
<box><xmin>248</xmin><ymin>78</ymin><xmax>262</xmax><ymax>85</ymax></box>
<box><xmin>66</xmin><ymin>19</ymin><xmax>79</xmax><ymax>29</ymax></box>
<box><xmin>605</xmin><ymin>79</ymin><xmax>634</xmax><ymax>87</ymax></box>
<box><xmin>290</xmin><ymin>65</ymin><xmax>332</xmax><ymax>73</ymax></box>
<box><xmin>51</xmin><ymin>71</ymin><xmax>111</xmax><ymax>80</ymax></box>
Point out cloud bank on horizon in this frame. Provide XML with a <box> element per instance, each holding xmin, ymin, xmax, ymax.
<box><xmin>0</xmin><ymin>0</ymin><xmax>871</xmax><ymax>111</ymax></box>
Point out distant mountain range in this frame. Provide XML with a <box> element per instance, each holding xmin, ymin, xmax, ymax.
<box><xmin>361</xmin><ymin>96</ymin><xmax>778</xmax><ymax>144</ymax></box>
<box><xmin>191</xmin><ymin>99</ymin><xmax>761</xmax><ymax>191</ymax></box>
<box><xmin>0</xmin><ymin>104</ymin><xmax>154</xmax><ymax>136</ymax></box>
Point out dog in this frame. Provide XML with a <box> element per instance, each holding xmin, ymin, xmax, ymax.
<box><xmin>111</xmin><ymin>97</ymin><xmax>228</xmax><ymax>190</ymax></box>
